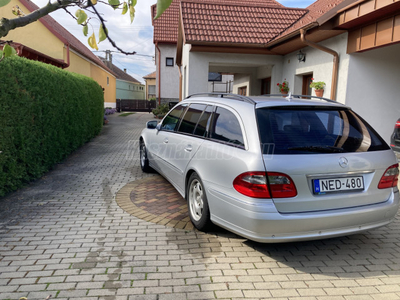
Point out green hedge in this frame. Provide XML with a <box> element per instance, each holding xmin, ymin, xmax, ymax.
<box><xmin>0</xmin><ymin>56</ymin><xmax>104</xmax><ymax>196</ymax></box>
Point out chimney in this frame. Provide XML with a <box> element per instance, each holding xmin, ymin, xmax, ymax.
<box><xmin>124</xmin><ymin>68</ymin><xmax>127</xmax><ymax>73</ymax></box>
<box><xmin>105</xmin><ymin>50</ymin><xmax>112</xmax><ymax>63</ymax></box>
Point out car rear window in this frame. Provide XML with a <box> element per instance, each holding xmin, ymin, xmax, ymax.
<box><xmin>256</xmin><ymin>106</ymin><xmax>389</xmax><ymax>154</ymax></box>
<box><xmin>210</xmin><ymin>107</ymin><xmax>244</xmax><ymax>148</ymax></box>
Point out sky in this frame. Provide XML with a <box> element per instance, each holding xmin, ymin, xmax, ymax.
<box><xmin>30</xmin><ymin>0</ymin><xmax>315</xmax><ymax>84</ymax></box>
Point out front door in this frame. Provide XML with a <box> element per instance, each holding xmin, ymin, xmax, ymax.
<box><xmin>261</xmin><ymin>77</ymin><xmax>271</xmax><ymax>95</ymax></box>
<box><xmin>302</xmin><ymin>74</ymin><xmax>313</xmax><ymax>96</ymax></box>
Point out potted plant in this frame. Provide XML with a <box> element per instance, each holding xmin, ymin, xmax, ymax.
<box><xmin>277</xmin><ymin>80</ymin><xmax>289</xmax><ymax>95</ymax></box>
<box><xmin>310</xmin><ymin>79</ymin><xmax>325</xmax><ymax>97</ymax></box>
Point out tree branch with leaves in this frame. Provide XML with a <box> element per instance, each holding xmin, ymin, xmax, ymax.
<box><xmin>0</xmin><ymin>0</ymin><xmax>172</xmax><ymax>58</ymax></box>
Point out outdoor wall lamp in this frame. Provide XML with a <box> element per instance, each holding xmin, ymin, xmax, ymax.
<box><xmin>297</xmin><ymin>50</ymin><xmax>306</xmax><ymax>62</ymax></box>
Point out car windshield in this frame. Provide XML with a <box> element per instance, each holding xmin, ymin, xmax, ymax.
<box><xmin>256</xmin><ymin>106</ymin><xmax>389</xmax><ymax>154</ymax></box>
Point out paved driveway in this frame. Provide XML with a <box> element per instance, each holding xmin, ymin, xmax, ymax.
<box><xmin>1</xmin><ymin>112</ymin><xmax>400</xmax><ymax>300</ymax></box>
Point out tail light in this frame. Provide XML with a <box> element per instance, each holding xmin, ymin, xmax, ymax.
<box><xmin>378</xmin><ymin>164</ymin><xmax>399</xmax><ymax>189</ymax></box>
<box><xmin>395</xmin><ymin>121</ymin><xmax>400</xmax><ymax>129</ymax></box>
<box><xmin>233</xmin><ymin>172</ymin><xmax>297</xmax><ymax>198</ymax></box>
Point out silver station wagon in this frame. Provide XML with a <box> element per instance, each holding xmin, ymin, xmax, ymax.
<box><xmin>139</xmin><ymin>93</ymin><xmax>399</xmax><ymax>243</ymax></box>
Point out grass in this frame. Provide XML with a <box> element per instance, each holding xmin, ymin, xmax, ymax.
<box><xmin>118</xmin><ymin>112</ymin><xmax>136</xmax><ymax>117</ymax></box>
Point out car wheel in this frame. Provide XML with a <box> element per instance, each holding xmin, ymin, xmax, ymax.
<box><xmin>140</xmin><ymin>141</ymin><xmax>152</xmax><ymax>173</ymax></box>
<box><xmin>187</xmin><ymin>172</ymin><xmax>211</xmax><ymax>231</ymax></box>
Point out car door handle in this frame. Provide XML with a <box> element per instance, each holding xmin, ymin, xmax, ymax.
<box><xmin>164</xmin><ymin>138</ymin><xmax>168</xmax><ymax>144</ymax></box>
<box><xmin>185</xmin><ymin>145</ymin><xmax>192</xmax><ymax>152</ymax></box>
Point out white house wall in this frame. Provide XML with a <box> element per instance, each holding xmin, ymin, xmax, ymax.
<box><xmin>282</xmin><ymin>33</ymin><xmax>349</xmax><ymax>103</ymax></box>
<box><xmin>233</xmin><ymin>74</ymin><xmax>251</xmax><ymax>95</ymax></box>
<box><xmin>157</xmin><ymin>44</ymin><xmax>180</xmax><ymax>100</ymax></box>
<box><xmin>346</xmin><ymin>43</ymin><xmax>400</xmax><ymax>143</ymax></box>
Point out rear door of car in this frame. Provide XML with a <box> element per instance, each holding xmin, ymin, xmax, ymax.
<box><xmin>164</xmin><ymin>103</ymin><xmax>214</xmax><ymax>193</ymax></box>
<box><xmin>256</xmin><ymin>105</ymin><xmax>396</xmax><ymax>213</ymax></box>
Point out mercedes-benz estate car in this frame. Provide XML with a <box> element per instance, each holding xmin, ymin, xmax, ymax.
<box><xmin>139</xmin><ymin>93</ymin><xmax>399</xmax><ymax>243</ymax></box>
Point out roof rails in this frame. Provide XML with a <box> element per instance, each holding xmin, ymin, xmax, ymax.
<box><xmin>185</xmin><ymin>93</ymin><xmax>256</xmax><ymax>105</ymax></box>
<box><xmin>264</xmin><ymin>94</ymin><xmax>337</xmax><ymax>104</ymax></box>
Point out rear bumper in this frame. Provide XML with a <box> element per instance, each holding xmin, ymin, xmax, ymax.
<box><xmin>209</xmin><ymin>188</ymin><xmax>400</xmax><ymax>243</ymax></box>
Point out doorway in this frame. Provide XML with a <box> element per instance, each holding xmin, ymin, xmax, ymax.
<box><xmin>302</xmin><ymin>74</ymin><xmax>313</xmax><ymax>96</ymax></box>
<box><xmin>261</xmin><ymin>77</ymin><xmax>271</xmax><ymax>95</ymax></box>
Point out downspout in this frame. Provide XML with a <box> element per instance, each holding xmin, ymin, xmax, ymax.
<box><xmin>63</xmin><ymin>42</ymin><xmax>70</xmax><ymax>69</ymax></box>
<box><xmin>178</xmin><ymin>65</ymin><xmax>182</xmax><ymax>102</ymax></box>
<box><xmin>300</xmin><ymin>29</ymin><xmax>339</xmax><ymax>101</ymax></box>
<box><xmin>155</xmin><ymin>43</ymin><xmax>161</xmax><ymax>106</ymax></box>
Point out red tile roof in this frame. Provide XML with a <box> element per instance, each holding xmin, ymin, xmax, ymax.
<box><xmin>19</xmin><ymin>0</ymin><xmax>115</xmax><ymax>75</ymax></box>
<box><xmin>143</xmin><ymin>71</ymin><xmax>156</xmax><ymax>79</ymax></box>
<box><xmin>180</xmin><ymin>1</ymin><xmax>307</xmax><ymax>45</ymax></box>
<box><xmin>152</xmin><ymin>0</ymin><xmax>285</xmax><ymax>44</ymax></box>
<box><xmin>273</xmin><ymin>0</ymin><xmax>345</xmax><ymax>40</ymax></box>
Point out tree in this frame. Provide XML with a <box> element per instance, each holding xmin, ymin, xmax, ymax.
<box><xmin>0</xmin><ymin>0</ymin><xmax>172</xmax><ymax>58</ymax></box>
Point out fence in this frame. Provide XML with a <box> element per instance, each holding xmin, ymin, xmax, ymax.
<box><xmin>116</xmin><ymin>99</ymin><xmax>156</xmax><ymax>112</ymax></box>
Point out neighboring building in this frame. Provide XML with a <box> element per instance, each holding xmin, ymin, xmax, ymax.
<box><xmin>99</xmin><ymin>52</ymin><xmax>145</xmax><ymax>100</ymax></box>
<box><xmin>143</xmin><ymin>71</ymin><xmax>157</xmax><ymax>100</ymax></box>
<box><xmin>172</xmin><ymin>0</ymin><xmax>400</xmax><ymax>143</ymax></box>
<box><xmin>2</xmin><ymin>0</ymin><xmax>117</xmax><ymax>107</ymax></box>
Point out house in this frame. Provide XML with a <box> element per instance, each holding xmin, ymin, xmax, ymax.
<box><xmin>159</xmin><ymin>0</ymin><xmax>400</xmax><ymax>143</ymax></box>
<box><xmin>151</xmin><ymin>0</ymin><xmax>282</xmax><ymax>105</ymax></box>
<box><xmin>99</xmin><ymin>52</ymin><xmax>145</xmax><ymax>101</ymax></box>
<box><xmin>2</xmin><ymin>0</ymin><xmax>117</xmax><ymax>108</ymax></box>
<box><xmin>143</xmin><ymin>71</ymin><xmax>157</xmax><ymax>100</ymax></box>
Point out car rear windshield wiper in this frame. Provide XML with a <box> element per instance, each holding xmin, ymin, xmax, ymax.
<box><xmin>287</xmin><ymin>145</ymin><xmax>344</xmax><ymax>153</ymax></box>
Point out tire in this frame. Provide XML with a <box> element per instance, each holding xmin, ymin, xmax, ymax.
<box><xmin>139</xmin><ymin>141</ymin><xmax>152</xmax><ymax>173</ymax></box>
<box><xmin>186</xmin><ymin>172</ymin><xmax>211</xmax><ymax>231</ymax></box>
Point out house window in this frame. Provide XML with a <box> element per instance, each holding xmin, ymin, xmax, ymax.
<box><xmin>238</xmin><ymin>86</ymin><xmax>247</xmax><ymax>96</ymax></box>
<box><xmin>149</xmin><ymin>85</ymin><xmax>156</xmax><ymax>94</ymax></box>
<box><xmin>208</xmin><ymin>72</ymin><xmax>222</xmax><ymax>82</ymax></box>
<box><xmin>166</xmin><ymin>57</ymin><xmax>174</xmax><ymax>67</ymax></box>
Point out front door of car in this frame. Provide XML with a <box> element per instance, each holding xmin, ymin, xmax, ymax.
<box><xmin>149</xmin><ymin>104</ymin><xmax>188</xmax><ymax>172</ymax></box>
<box><xmin>164</xmin><ymin>104</ymin><xmax>214</xmax><ymax>193</ymax></box>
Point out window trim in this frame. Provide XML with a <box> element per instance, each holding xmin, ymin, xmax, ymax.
<box><xmin>160</xmin><ymin>102</ymin><xmax>247</xmax><ymax>150</ymax></box>
<box><xmin>208</xmin><ymin>106</ymin><xmax>246</xmax><ymax>149</ymax></box>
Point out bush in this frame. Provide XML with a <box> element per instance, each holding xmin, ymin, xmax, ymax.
<box><xmin>152</xmin><ymin>103</ymin><xmax>169</xmax><ymax>118</ymax></box>
<box><xmin>0</xmin><ymin>56</ymin><xmax>104</xmax><ymax>196</ymax></box>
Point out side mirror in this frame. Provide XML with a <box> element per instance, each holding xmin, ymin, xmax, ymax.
<box><xmin>156</xmin><ymin>123</ymin><xmax>162</xmax><ymax>131</ymax></box>
<box><xmin>146</xmin><ymin>120</ymin><xmax>158</xmax><ymax>129</ymax></box>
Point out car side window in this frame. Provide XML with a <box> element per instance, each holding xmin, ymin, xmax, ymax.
<box><xmin>161</xmin><ymin>104</ymin><xmax>187</xmax><ymax>131</ymax></box>
<box><xmin>177</xmin><ymin>104</ymin><xmax>207</xmax><ymax>134</ymax></box>
<box><xmin>210</xmin><ymin>107</ymin><xmax>245</xmax><ymax>148</ymax></box>
<box><xmin>194</xmin><ymin>105</ymin><xmax>214</xmax><ymax>137</ymax></box>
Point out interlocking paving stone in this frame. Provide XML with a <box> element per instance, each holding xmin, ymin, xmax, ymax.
<box><xmin>0</xmin><ymin>112</ymin><xmax>400</xmax><ymax>300</ymax></box>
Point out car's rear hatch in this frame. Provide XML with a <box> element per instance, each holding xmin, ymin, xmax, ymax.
<box><xmin>256</xmin><ymin>105</ymin><xmax>396</xmax><ymax>213</ymax></box>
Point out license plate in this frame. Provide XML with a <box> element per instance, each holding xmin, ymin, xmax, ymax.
<box><xmin>313</xmin><ymin>176</ymin><xmax>364</xmax><ymax>194</ymax></box>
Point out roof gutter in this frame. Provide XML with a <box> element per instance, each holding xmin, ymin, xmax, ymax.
<box><xmin>300</xmin><ymin>29</ymin><xmax>339</xmax><ymax>101</ymax></box>
<box><xmin>155</xmin><ymin>42</ymin><xmax>161</xmax><ymax>106</ymax></box>
<box><xmin>267</xmin><ymin>22</ymin><xmax>318</xmax><ymax>48</ymax></box>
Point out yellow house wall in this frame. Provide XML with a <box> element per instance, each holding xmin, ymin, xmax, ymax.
<box><xmin>66</xmin><ymin>49</ymin><xmax>91</xmax><ymax>78</ymax></box>
<box><xmin>90</xmin><ymin>64</ymin><xmax>116</xmax><ymax>104</ymax></box>
<box><xmin>145</xmin><ymin>78</ymin><xmax>156</xmax><ymax>99</ymax></box>
<box><xmin>2</xmin><ymin>0</ymin><xmax>64</xmax><ymax>59</ymax></box>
